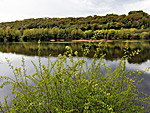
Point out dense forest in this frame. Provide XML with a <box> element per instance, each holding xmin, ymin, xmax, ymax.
<box><xmin>0</xmin><ymin>10</ymin><xmax>150</xmax><ymax>42</ymax></box>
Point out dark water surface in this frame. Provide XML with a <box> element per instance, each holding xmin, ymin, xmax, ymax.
<box><xmin>0</xmin><ymin>41</ymin><xmax>150</xmax><ymax>105</ymax></box>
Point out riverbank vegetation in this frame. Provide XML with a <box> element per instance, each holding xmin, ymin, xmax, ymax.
<box><xmin>0</xmin><ymin>10</ymin><xmax>150</xmax><ymax>42</ymax></box>
<box><xmin>0</xmin><ymin>41</ymin><xmax>150</xmax><ymax>112</ymax></box>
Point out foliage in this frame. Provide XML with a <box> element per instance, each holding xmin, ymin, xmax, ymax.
<box><xmin>140</xmin><ymin>32</ymin><xmax>150</xmax><ymax>39</ymax></box>
<box><xmin>0</xmin><ymin>27</ymin><xmax>150</xmax><ymax>42</ymax></box>
<box><xmin>84</xmin><ymin>30</ymin><xmax>94</xmax><ymax>40</ymax></box>
<box><xmin>0</xmin><ymin>10</ymin><xmax>150</xmax><ymax>42</ymax></box>
<box><xmin>0</xmin><ymin>41</ymin><xmax>150</xmax><ymax>112</ymax></box>
<box><xmin>0</xmin><ymin>28</ymin><xmax>4</xmax><ymax>41</ymax></box>
<box><xmin>0</xmin><ymin>10</ymin><xmax>148</xmax><ymax>31</ymax></box>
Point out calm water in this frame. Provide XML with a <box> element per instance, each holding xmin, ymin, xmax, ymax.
<box><xmin>0</xmin><ymin>41</ymin><xmax>150</xmax><ymax>105</ymax></box>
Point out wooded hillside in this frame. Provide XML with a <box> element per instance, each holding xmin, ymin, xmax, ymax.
<box><xmin>0</xmin><ymin>10</ymin><xmax>150</xmax><ymax>42</ymax></box>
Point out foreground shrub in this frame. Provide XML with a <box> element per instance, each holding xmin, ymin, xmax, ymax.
<box><xmin>0</xmin><ymin>41</ymin><xmax>150</xmax><ymax>112</ymax></box>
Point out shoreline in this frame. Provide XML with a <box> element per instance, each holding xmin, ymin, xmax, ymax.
<box><xmin>72</xmin><ymin>39</ymin><xmax>141</xmax><ymax>43</ymax></box>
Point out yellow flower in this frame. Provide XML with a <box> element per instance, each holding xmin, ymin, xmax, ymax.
<box><xmin>107</xmin><ymin>93</ymin><xmax>110</xmax><ymax>96</ymax></box>
<box><xmin>39</xmin><ymin>103</ymin><xmax>42</xmax><ymax>106</ymax></box>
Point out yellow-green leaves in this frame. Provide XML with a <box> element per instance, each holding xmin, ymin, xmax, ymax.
<box><xmin>0</xmin><ymin>41</ymin><xmax>150</xmax><ymax>112</ymax></box>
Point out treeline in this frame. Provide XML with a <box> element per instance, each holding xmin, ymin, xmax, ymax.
<box><xmin>0</xmin><ymin>10</ymin><xmax>150</xmax><ymax>42</ymax></box>
<box><xmin>92</xmin><ymin>28</ymin><xmax>150</xmax><ymax>40</ymax></box>
<box><xmin>1</xmin><ymin>27</ymin><xmax>150</xmax><ymax>42</ymax></box>
<box><xmin>0</xmin><ymin>10</ymin><xmax>150</xmax><ymax>30</ymax></box>
<box><xmin>0</xmin><ymin>27</ymin><xmax>85</xmax><ymax>42</ymax></box>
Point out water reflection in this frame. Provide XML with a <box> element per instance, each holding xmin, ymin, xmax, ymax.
<box><xmin>0</xmin><ymin>41</ymin><xmax>150</xmax><ymax>105</ymax></box>
<box><xmin>0</xmin><ymin>41</ymin><xmax>150</xmax><ymax>63</ymax></box>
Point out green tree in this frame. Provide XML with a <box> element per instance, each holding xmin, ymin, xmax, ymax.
<box><xmin>5</xmin><ymin>26</ymin><xmax>12</xmax><ymax>42</ymax></box>
<box><xmin>0</xmin><ymin>28</ymin><xmax>4</xmax><ymax>42</ymax></box>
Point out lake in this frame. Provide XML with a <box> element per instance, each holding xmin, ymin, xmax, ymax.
<box><xmin>0</xmin><ymin>41</ymin><xmax>150</xmax><ymax>105</ymax></box>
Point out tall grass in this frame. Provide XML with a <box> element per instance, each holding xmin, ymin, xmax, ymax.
<box><xmin>0</xmin><ymin>41</ymin><xmax>150</xmax><ymax>112</ymax></box>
